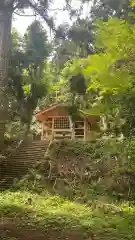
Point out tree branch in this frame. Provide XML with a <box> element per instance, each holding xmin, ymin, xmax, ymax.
<box><xmin>13</xmin><ymin>3</ymin><xmax>21</xmax><ymax>11</ymax></box>
<box><xmin>14</xmin><ymin>11</ymin><xmax>37</xmax><ymax>17</ymax></box>
<box><xmin>27</xmin><ymin>0</ymin><xmax>55</xmax><ymax>30</ymax></box>
<box><xmin>48</xmin><ymin>8</ymin><xmax>64</xmax><ymax>11</ymax></box>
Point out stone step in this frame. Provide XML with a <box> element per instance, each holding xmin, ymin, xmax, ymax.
<box><xmin>21</xmin><ymin>145</ymin><xmax>48</xmax><ymax>148</ymax></box>
<box><xmin>16</xmin><ymin>148</ymin><xmax>47</xmax><ymax>152</ymax></box>
<box><xmin>15</xmin><ymin>148</ymin><xmax>47</xmax><ymax>152</ymax></box>
<box><xmin>21</xmin><ymin>142</ymin><xmax>48</xmax><ymax>145</ymax></box>
<box><xmin>18</xmin><ymin>149</ymin><xmax>47</xmax><ymax>152</ymax></box>
<box><xmin>21</xmin><ymin>141</ymin><xmax>49</xmax><ymax>146</ymax></box>
<box><xmin>12</xmin><ymin>152</ymin><xmax>46</xmax><ymax>157</ymax></box>
<box><xmin>11</xmin><ymin>156</ymin><xmax>44</xmax><ymax>159</ymax></box>
<box><xmin>0</xmin><ymin>140</ymin><xmax>50</xmax><ymax>189</ymax></box>
<box><xmin>11</xmin><ymin>147</ymin><xmax>48</xmax><ymax>156</ymax></box>
<box><xmin>15</xmin><ymin>145</ymin><xmax>48</xmax><ymax>149</ymax></box>
<box><xmin>15</xmin><ymin>147</ymin><xmax>47</xmax><ymax>152</ymax></box>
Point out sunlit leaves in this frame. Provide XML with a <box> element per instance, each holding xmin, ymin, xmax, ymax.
<box><xmin>58</xmin><ymin>14</ymin><xmax>135</xmax><ymax>118</ymax></box>
<box><xmin>96</xmin><ymin>18</ymin><xmax>133</xmax><ymax>57</ymax></box>
<box><xmin>131</xmin><ymin>0</ymin><xmax>135</xmax><ymax>7</ymax></box>
<box><xmin>62</xmin><ymin>17</ymin><xmax>135</xmax><ymax>92</ymax></box>
<box><xmin>23</xmin><ymin>84</ymin><xmax>31</xmax><ymax>96</ymax></box>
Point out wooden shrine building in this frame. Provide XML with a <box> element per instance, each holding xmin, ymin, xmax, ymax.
<box><xmin>36</xmin><ymin>104</ymin><xmax>100</xmax><ymax>141</ymax></box>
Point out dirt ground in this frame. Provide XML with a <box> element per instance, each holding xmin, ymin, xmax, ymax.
<box><xmin>0</xmin><ymin>222</ymin><xmax>91</xmax><ymax>240</ymax></box>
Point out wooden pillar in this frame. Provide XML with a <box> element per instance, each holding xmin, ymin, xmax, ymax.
<box><xmin>41</xmin><ymin>122</ymin><xmax>44</xmax><ymax>140</ymax></box>
<box><xmin>84</xmin><ymin>118</ymin><xmax>87</xmax><ymax>142</ymax></box>
<box><xmin>69</xmin><ymin>116</ymin><xmax>74</xmax><ymax>140</ymax></box>
<box><xmin>44</xmin><ymin>121</ymin><xmax>48</xmax><ymax>139</ymax></box>
<box><xmin>52</xmin><ymin>118</ymin><xmax>54</xmax><ymax>141</ymax></box>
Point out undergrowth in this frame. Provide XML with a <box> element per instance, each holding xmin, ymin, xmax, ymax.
<box><xmin>14</xmin><ymin>139</ymin><xmax>135</xmax><ymax>201</ymax></box>
<box><xmin>0</xmin><ymin>190</ymin><xmax>135</xmax><ymax>239</ymax></box>
<box><xmin>1</xmin><ymin>139</ymin><xmax>135</xmax><ymax>239</ymax></box>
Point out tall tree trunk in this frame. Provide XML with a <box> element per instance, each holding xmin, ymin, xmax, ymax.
<box><xmin>24</xmin><ymin>123</ymin><xmax>31</xmax><ymax>140</ymax></box>
<box><xmin>0</xmin><ymin>9</ymin><xmax>12</xmax><ymax>150</ymax></box>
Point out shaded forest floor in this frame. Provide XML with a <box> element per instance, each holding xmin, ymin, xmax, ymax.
<box><xmin>0</xmin><ymin>190</ymin><xmax>135</xmax><ymax>240</ymax></box>
<box><xmin>1</xmin><ymin>139</ymin><xmax>135</xmax><ymax>239</ymax></box>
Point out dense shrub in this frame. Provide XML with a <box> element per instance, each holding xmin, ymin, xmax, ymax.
<box><xmin>16</xmin><ymin>138</ymin><xmax>135</xmax><ymax>201</ymax></box>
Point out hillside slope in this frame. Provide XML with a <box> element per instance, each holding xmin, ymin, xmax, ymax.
<box><xmin>0</xmin><ymin>190</ymin><xmax>135</xmax><ymax>240</ymax></box>
<box><xmin>1</xmin><ymin>139</ymin><xmax>135</xmax><ymax>239</ymax></box>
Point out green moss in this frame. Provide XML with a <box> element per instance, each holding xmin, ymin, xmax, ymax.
<box><xmin>0</xmin><ymin>190</ymin><xmax>135</xmax><ymax>239</ymax></box>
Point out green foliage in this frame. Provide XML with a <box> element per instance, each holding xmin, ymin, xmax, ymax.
<box><xmin>54</xmin><ymin>18</ymin><xmax>95</xmax><ymax>70</ymax></box>
<box><xmin>66</xmin><ymin>18</ymin><xmax>134</xmax><ymax>93</ymax></box>
<box><xmin>132</xmin><ymin>0</ymin><xmax>135</xmax><ymax>6</ymax></box>
<box><xmin>69</xmin><ymin>74</ymin><xmax>86</xmax><ymax>95</ymax></box>
<box><xmin>3</xmin><ymin>1</ymin><xmax>135</xmax><ymax>238</ymax></box>
<box><xmin>38</xmin><ymin>61</ymin><xmax>61</xmax><ymax>108</ymax></box>
<box><xmin>2</xmin><ymin>136</ymin><xmax>135</xmax><ymax>238</ymax></box>
<box><xmin>24</xmin><ymin>20</ymin><xmax>52</xmax><ymax>74</ymax></box>
<box><xmin>10</xmin><ymin>139</ymin><xmax>135</xmax><ymax>201</ymax></box>
<box><xmin>91</xmin><ymin>0</ymin><xmax>133</xmax><ymax>20</ymax></box>
<box><xmin>8</xmin><ymin>21</ymin><xmax>52</xmax><ymax>137</ymax></box>
<box><xmin>66</xmin><ymin>105</ymin><xmax>79</xmax><ymax>120</ymax></box>
<box><xmin>57</xmin><ymin>15</ymin><xmax>135</xmax><ymax>137</ymax></box>
<box><xmin>1</xmin><ymin>190</ymin><xmax>135</xmax><ymax>239</ymax></box>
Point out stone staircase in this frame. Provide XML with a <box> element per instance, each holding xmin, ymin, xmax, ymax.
<box><xmin>0</xmin><ymin>140</ymin><xmax>49</xmax><ymax>189</ymax></box>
